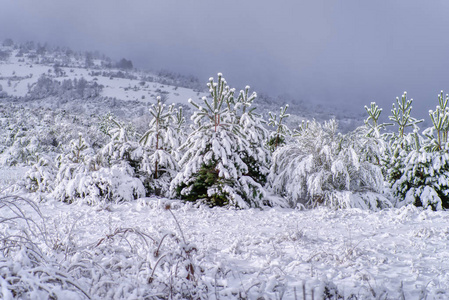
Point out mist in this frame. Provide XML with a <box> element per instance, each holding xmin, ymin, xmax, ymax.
<box><xmin>2</xmin><ymin>0</ymin><xmax>449</xmax><ymax>119</ymax></box>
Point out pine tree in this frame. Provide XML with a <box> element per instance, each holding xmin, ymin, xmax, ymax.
<box><xmin>170</xmin><ymin>73</ymin><xmax>269</xmax><ymax>208</ymax></box>
<box><xmin>139</xmin><ymin>97</ymin><xmax>181</xmax><ymax>196</ymax></box>
<box><xmin>389</xmin><ymin>91</ymin><xmax>449</xmax><ymax>210</ymax></box>
<box><xmin>267</xmin><ymin>104</ymin><xmax>291</xmax><ymax>152</ymax></box>
<box><xmin>381</xmin><ymin>92</ymin><xmax>425</xmax><ymax>207</ymax></box>
<box><xmin>101</xmin><ymin>117</ymin><xmax>141</xmax><ymax>172</ymax></box>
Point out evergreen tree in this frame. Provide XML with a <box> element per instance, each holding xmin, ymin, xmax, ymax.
<box><xmin>139</xmin><ymin>97</ymin><xmax>181</xmax><ymax>196</ymax></box>
<box><xmin>388</xmin><ymin>91</ymin><xmax>449</xmax><ymax>209</ymax></box>
<box><xmin>101</xmin><ymin>117</ymin><xmax>141</xmax><ymax>171</ymax></box>
<box><xmin>170</xmin><ymin>73</ymin><xmax>269</xmax><ymax>208</ymax></box>
<box><xmin>267</xmin><ymin>104</ymin><xmax>291</xmax><ymax>152</ymax></box>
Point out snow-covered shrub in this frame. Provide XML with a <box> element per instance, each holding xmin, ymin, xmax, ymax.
<box><xmin>386</xmin><ymin>92</ymin><xmax>449</xmax><ymax>209</ymax></box>
<box><xmin>54</xmin><ymin>162</ymin><xmax>145</xmax><ymax>205</ymax></box>
<box><xmin>100</xmin><ymin>117</ymin><xmax>141</xmax><ymax>171</ymax></box>
<box><xmin>268</xmin><ymin>119</ymin><xmax>388</xmax><ymax>209</ymax></box>
<box><xmin>0</xmin><ymin>196</ymin><xmax>90</xmax><ymax>299</ymax></box>
<box><xmin>22</xmin><ymin>154</ymin><xmax>57</xmax><ymax>193</ymax></box>
<box><xmin>0</xmin><ymin>196</ymin><xmax>207</xmax><ymax>299</ymax></box>
<box><xmin>0</xmin><ymin>108</ymin><xmax>42</xmax><ymax>165</ymax></box>
<box><xmin>171</xmin><ymin>73</ymin><xmax>270</xmax><ymax>208</ymax></box>
<box><xmin>0</xmin><ymin>104</ymin><xmax>107</xmax><ymax>167</ymax></box>
<box><xmin>139</xmin><ymin>98</ymin><xmax>182</xmax><ymax>196</ymax></box>
<box><xmin>52</xmin><ymin>134</ymin><xmax>144</xmax><ymax>204</ymax></box>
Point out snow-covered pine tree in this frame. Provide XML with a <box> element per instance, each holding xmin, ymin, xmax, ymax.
<box><xmin>52</xmin><ymin>133</ymin><xmax>95</xmax><ymax>202</ymax></box>
<box><xmin>390</xmin><ymin>91</ymin><xmax>449</xmax><ymax>210</ymax></box>
<box><xmin>267</xmin><ymin>104</ymin><xmax>291</xmax><ymax>152</ymax></box>
<box><xmin>173</xmin><ymin>106</ymin><xmax>188</xmax><ymax>159</ymax></box>
<box><xmin>170</xmin><ymin>73</ymin><xmax>269</xmax><ymax>208</ymax></box>
<box><xmin>231</xmin><ymin>84</ymin><xmax>271</xmax><ymax>187</ymax></box>
<box><xmin>363</xmin><ymin>102</ymin><xmax>388</xmax><ymax>166</ymax></box>
<box><xmin>101</xmin><ymin>117</ymin><xmax>141</xmax><ymax>172</ymax></box>
<box><xmin>139</xmin><ymin>97</ymin><xmax>181</xmax><ymax>196</ymax></box>
<box><xmin>268</xmin><ymin>119</ymin><xmax>389</xmax><ymax>209</ymax></box>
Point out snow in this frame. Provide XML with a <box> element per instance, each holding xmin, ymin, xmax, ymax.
<box><xmin>1</xmin><ymin>197</ymin><xmax>449</xmax><ymax>298</ymax></box>
<box><xmin>0</xmin><ymin>166</ymin><xmax>28</xmax><ymax>191</ymax></box>
<box><xmin>2</xmin><ymin>42</ymin><xmax>449</xmax><ymax>298</ymax></box>
<box><xmin>0</xmin><ymin>49</ymin><xmax>208</xmax><ymax>105</ymax></box>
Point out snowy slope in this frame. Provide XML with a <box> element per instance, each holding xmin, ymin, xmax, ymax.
<box><xmin>0</xmin><ymin>48</ymin><xmax>208</xmax><ymax>106</ymax></box>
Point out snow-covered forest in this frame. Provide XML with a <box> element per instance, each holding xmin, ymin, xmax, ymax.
<box><xmin>1</xmin><ymin>40</ymin><xmax>449</xmax><ymax>299</ymax></box>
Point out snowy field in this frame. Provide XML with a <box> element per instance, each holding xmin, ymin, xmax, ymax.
<box><xmin>2</xmin><ymin>43</ymin><xmax>449</xmax><ymax>299</ymax></box>
<box><xmin>1</xmin><ymin>191</ymin><xmax>449</xmax><ymax>299</ymax></box>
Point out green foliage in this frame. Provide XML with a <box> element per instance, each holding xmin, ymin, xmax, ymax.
<box><xmin>69</xmin><ymin>134</ymin><xmax>89</xmax><ymax>163</ymax></box>
<box><xmin>175</xmin><ymin>161</ymin><xmax>229</xmax><ymax>207</ymax></box>
<box><xmin>98</xmin><ymin>112</ymin><xmax>116</xmax><ymax>137</ymax></box>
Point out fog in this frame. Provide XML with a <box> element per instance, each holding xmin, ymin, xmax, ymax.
<box><xmin>2</xmin><ymin>0</ymin><xmax>449</xmax><ymax>119</ymax></box>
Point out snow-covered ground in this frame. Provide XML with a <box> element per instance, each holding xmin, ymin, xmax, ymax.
<box><xmin>1</xmin><ymin>190</ymin><xmax>449</xmax><ymax>299</ymax></box>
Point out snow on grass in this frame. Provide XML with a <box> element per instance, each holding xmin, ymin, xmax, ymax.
<box><xmin>0</xmin><ymin>166</ymin><xmax>28</xmax><ymax>191</ymax></box>
<box><xmin>1</xmin><ymin>196</ymin><xmax>448</xmax><ymax>299</ymax></box>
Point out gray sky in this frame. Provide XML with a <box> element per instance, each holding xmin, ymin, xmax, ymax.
<box><xmin>2</xmin><ymin>0</ymin><xmax>449</xmax><ymax>119</ymax></box>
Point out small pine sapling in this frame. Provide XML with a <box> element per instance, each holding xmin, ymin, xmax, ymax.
<box><xmin>267</xmin><ymin>104</ymin><xmax>291</xmax><ymax>152</ymax></box>
<box><xmin>427</xmin><ymin>91</ymin><xmax>449</xmax><ymax>151</ymax></box>
<box><xmin>391</xmin><ymin>91</ymin><xmax>449</xmax><ymax>210</ymax></box>
<box><xmin>362</xmin><ymin>102</ymin><xmax>389</xmax><ymax>166</ymax></box>
<box><xmin>101</xmin><ymin>117</ymin><xmax>141</xmax><ymax>171</ymax></box>
<box><xmin>364</xmin><ymin>102</ymin><xmax>392</xmax><ymax>138</ymax></box>
<box><xmin>383</xmin><ymin>93</ymin><xmax>422</xmax><ymax>188</ymax></box>
<box><xmin>139</xmin><ymin>97</ymin><xmax>181</xmax><ymax>196</ymax></box>
<box><xmin>388</xmin><ymin>92</ymin><xmax>423</xmax><ymax>148</ymax></box>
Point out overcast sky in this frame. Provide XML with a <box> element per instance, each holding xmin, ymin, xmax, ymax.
<box><xmin>1</xmin><ymin>0</ymin><xmax>449</xmax><ymax>118</ymax></box>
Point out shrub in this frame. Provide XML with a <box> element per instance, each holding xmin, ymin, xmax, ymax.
<box><xmin>52</xmin><ymin>134</ymin><xmax>144</xmax><ymax>204</ymax></box>
<box><xmin>268</xmin><ymin>119</ymin><xmax>389</xmax><ymax>209</ymax></box>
